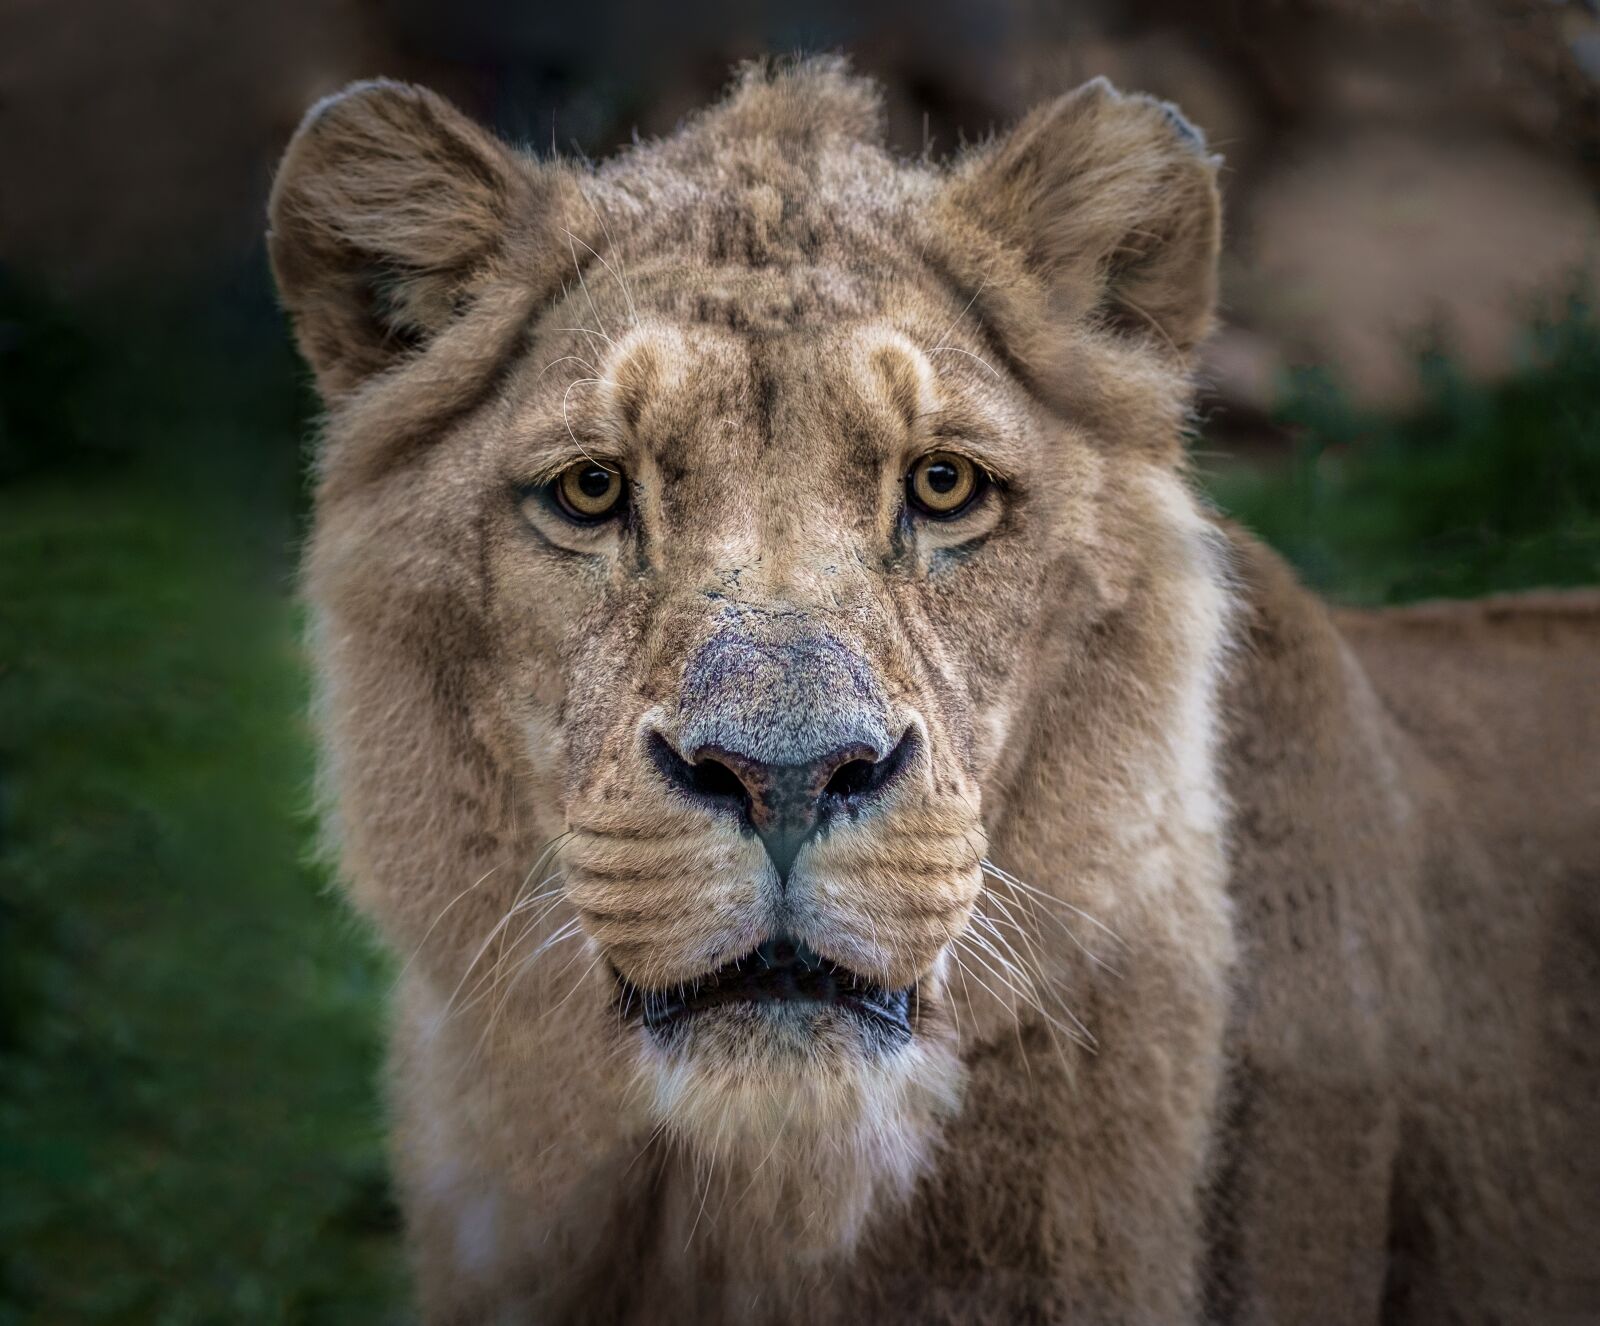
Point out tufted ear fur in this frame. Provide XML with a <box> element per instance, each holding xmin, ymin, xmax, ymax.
<box><xmin>269</xmin><ymin>80</ymin><xmax>560</xmax><ymax>399</ymax></box>
<box><xmin>941</xmin><ymin>78</ymin><xmax>1222</xmax><ymax>361</ymax></box>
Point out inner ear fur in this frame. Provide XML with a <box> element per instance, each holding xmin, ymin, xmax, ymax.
<box><xmin>940</xmin><ymin>78</ymin><xmax>1222</xmax><ymax>363</ymax></box>
<box><xmin>268</xmin><ymin>80</ymin><xmax>566</xmax><ymax>399</ymax></box>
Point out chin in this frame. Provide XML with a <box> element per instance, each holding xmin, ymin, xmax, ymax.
<box><xmin>619</xmin><ymin>940</ymin><xmax>965</xmax><ymax>1257</ymax></box>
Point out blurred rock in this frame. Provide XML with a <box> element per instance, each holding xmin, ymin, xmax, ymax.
<box><xmin>1238</xmin><ymin>131</ymin><xmax>1599</xmax><ymax>407</ymax></box>
<box><xmin>0</xmin><ymin>0</ymin><xmax>415</xmax><ymax>292</ymax></box>
<box><xmin>1017</xmin><ymin>0</ymin><xmax>1600</xmax><ymax>413</ymax></box>
<box><xmin>2</xmin><ymin>0</ymin><xmax>1596</xmax><ymax>414</ymax></box>
<box><xmin>1201</xmin><ymin>326</ymin><xmax>1287</xmax><ymax>425</ymax></box>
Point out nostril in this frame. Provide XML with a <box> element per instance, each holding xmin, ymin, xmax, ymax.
<box><xmin>819</xmin><ymin>729</ymin><xmax>918</xmax><ymax>811</ymax></box>
<box><xmin>823</xmin><ymin>759</ymin><xmax>877</xmax><ymax>800</ymax></box>
<box><xmin>689</xmin><ymin>755</ymin><xmax>747</xmax><ymax>804</ymax></box>
<box><xmin>650</xmin><ymin>726</ymin><xmax>917</xmax><ymax>864</ymax></box>
<box><xmin>648</xmin><ymin>731</ymin><xmax>756</xmax><ymax>818</ymax></box>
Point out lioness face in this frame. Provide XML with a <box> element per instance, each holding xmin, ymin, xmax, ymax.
<box><xmin>468</xmin><ymin>259</ymin><xmax>1106</xmax><ymax>1171</ymax></box>
<box><xmin>496</xmin><ymin>281</ymin><xmax>1035</xmax><ymax>1104</ymax></box>
<box><xmin>272</xmin><ymin>61</ymin><xmax>1221</xmax><ymax>1224</ymax></box>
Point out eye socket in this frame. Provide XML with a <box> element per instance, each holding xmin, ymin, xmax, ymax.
<box><xmin>906</xmin><ymin>451</ymin><xmax>984</xmax><ymax>518</ymax></box>
<box><xmin>551</xmin><ymin>460</ymin><xmax>625</xmax><ymax>522</ymax></box>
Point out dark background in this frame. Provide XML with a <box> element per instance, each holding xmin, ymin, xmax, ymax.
<box><xmin>2</xmin><ymin>2</ymin><xmax>1597</xmax><ymax>1321</ymax></box>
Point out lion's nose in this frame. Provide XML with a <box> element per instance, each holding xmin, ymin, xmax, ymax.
<box><xmin>654</xmin><ymin>614</ymin><xmax>910</xmax><ymax>878</ymax></box>
<box><xmin>649</xmin><ymin>731</ymin><xmax>915</xmax><ymax>879</ymax></box>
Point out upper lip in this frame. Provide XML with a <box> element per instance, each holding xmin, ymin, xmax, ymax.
<box><xmin>617</xmin><ymin>937</ymin><xmax>913</xmax><ymax>1038</ymax></box>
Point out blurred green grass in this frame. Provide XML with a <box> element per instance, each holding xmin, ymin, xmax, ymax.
<box><xmin>1</xmin><ymin>278</ymin><xmax>406</xmax><ymax>1324</ymax></box>
<box><xmin>1203</xmin><ymin>296</ymin><xmax>1600</xmax><ymax>603</ymax></box>
<box><xmin>1</xmin><ymin>275</ymin><xmax>1596</xmax><ymax>1323</ymax></box>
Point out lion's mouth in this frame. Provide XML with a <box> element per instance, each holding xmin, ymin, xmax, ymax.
<box><xmin>617</xmin><ymin>937</ymin><xmax>913</xmax><ymax>1043</ymax></box>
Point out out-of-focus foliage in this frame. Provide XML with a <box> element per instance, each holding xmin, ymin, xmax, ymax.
<box><xmin>0</xmin><ymin>274</ymin><xmax>99</xmax><ymax>482</ymax></box>
<box><xmin>1206</xmin><ymin>296</ymin><xmax>1600</xmax><ymax>604</ymax></box>
<box><xmin>0</xmin><ymin>278</ymin><xmax>406</xmax><ymax>1325</ymax></box>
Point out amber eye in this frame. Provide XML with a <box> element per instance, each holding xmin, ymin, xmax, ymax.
<box><xmin>907</xmin><ymin>451</ymin><xmax>983</xmax><ymax>517</ymax></box>
<box><xmin>552</xmin><ymin>461</ymin><xmax>625</xmax><ymax>521</ymax></box>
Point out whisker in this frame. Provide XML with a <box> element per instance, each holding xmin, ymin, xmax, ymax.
<box><xmin>540</xmin><ymin>949</ymin><xmax>605</xmax><ymax>1022</ymax></box>
<box><xmin>457</xmin><ymin>913</ymin><xmax>581</xmax><ymax>1049</ymax></box>
<box><xmin>962</xmin><ymin>919</ymin><xmax>1037</xmax><ymax>1087</ymax></box>
<box><xmin>949</xmin><ymin>940</ymin><xmax>1040</xmax><ymax>1039</ymax></box>
<box><xmin>454</xmin><ymin>883</ymin><xmax>571</xmax><ymax>1016</ymax></box>
<box><xmin>619</xmin><ymin>1116</ymin><xmax>672</xmax><ymax>1180</ymax></box>
<box><xmin>928</xmin><ymin>273</ymin><xmax>990</xmax><ymax>356</ymax></box>
<box><xmin>928</xmin><ymin>344</ymin><xmax>1001</xmax><ymax>379</ymax></box>
<box><xmin>562</xmin><ymin>207</ymin><xmax>614</xmax><ymax>346</ymax></box>
<box><xmin>961</xmin><ymin>924</ymin><xmax>1049</xmax><ymax>1025</ymax></box>
<box><xmin>561</xmin><ymin>376</ymin><xmax>617</xmax><ymax>468</ymax></box>
<box><xmin>946</xmin><ymin>946</ymin><xmax>973</xmax><ymax>1049</ymax></box>
<box><xmin>969</xmin><ymin>909</ymin><xmax>1098</xmax><ymax>1051</ymax></box>
<box><xmin>984</xmin><ymin>880</ymin><xmax>1124</xmax><ymax>982</ymax></box>
<box><xmin>453</xmin><ymin>918</ymin><xmax>586</xmax><ymax>1085</ymax></box>
<box><xmin>963</xmin><ymin>913</ymin><xmax>1032</xmax><ymax>988</ymax></box>
<box><xmin>550</xmin><ymin>326</ymin><xmax>616</xmax><ymax>347</ymax></box>
<box><xmin>958</xmin><ymin>930</ymin><xmax>1096</xmax><ymax>1055</ymax></box>
<box><xmin>974</xmin><ymin>894</ymin><xmax>1104</xmax><ymax>1041</ymax></box>
<box><xmin>685</xmin><ymin>1136</ymin><xmax>716</xmax><ymax>1253</ymax></box>
<box><xmin>981</xmin><ymin>858</ymin><xmax>1128</xmax><ymax>948</ymax></box>
<box><xmin>391</xmin><ymin>862</ymin><xmax>502</xmax><ymax>991</ymax></box>
<box><xmin>982</xmin><ymin>865</ymin><xmax>1118</xmax><ymax>976</ymax></box>
<box><xmin>438</xmin><ymin>835</ymin><xmax>572</xmax><ymax>1021</ymax></box>
<box><xmin>450</xmin><ymin>857</ymin><xmax>571</xmax><ymax>1013</ymax></box>
<box><xmin>443</xmin><ymin>903</ymin><xmax>529</xmax><ymax>1022</ymax></box>
<box><xmin>537</xmin><ymin>353</ymin><xmax>603</xmax><ymax>382</ymax></box>
<box><xmin>566</xmin><ymin>209</ymin><xmax>639</xmax><ymax>329</ymax></box>
<box><xmin>978</xmin><ymin>887</ymin><xmax>1051</xmax><ymax>980</ymax></box>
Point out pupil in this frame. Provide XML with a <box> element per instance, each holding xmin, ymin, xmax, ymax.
<box><xmin>926</xmin><ymin>461</ymin><xmax>959</xmax><ymax>494</ymax></box>
<box><xmin>577</xmin><ymin>467</ymin><xmax>613</xmax><ymax>499</ymax></box>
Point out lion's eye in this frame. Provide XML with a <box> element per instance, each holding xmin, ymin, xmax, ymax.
<box><xmin>552</xmin><ymin>461</ymin><xmax>625</xmax><ymax>522</ymax></box>
<box><xmin>907</xmin><ymin>451</ymin><xmax>983</xmax><ymax>518</ymax></box>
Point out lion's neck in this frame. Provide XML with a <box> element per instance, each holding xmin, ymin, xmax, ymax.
<box><xmin>986</xmin><ymin>472</ymin><xmax>1237</xmax><ymax>989</ymax></box>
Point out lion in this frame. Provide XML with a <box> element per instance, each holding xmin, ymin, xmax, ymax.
<box><xmin>267</xmin><ymin>58</ymin><xmax>1600</xmax><ymax>1324</ymax></box>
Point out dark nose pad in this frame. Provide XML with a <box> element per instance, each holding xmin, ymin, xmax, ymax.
<box><xmin>650</xmin><ymin>731</ymin><xmax>914</xmax><ymax>879</ymax></box>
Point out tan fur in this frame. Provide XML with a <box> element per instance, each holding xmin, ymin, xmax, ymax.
<box><xmin>269</xmin><ymin>58</ymin><xmax>1600</xmax><ymax>1324</ymax></box>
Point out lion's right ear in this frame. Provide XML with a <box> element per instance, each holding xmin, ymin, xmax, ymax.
<box><xmin>268</xmin><ymin>81</ymin><xmax>559</xmax><ymax>399</ymax></box>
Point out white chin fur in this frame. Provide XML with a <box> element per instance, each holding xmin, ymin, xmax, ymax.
<box><xmin>629</xmin><ymin>1004</ymin><xmax>964</xmax><ymax>1258</ymax></box>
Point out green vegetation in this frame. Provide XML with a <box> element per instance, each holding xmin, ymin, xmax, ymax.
<box><xmin>1205</xmin><ymin>297</ymin><xmax>1600</xmax><ymax>604</ymax></box>
<box><xmin>0</xmin><ymin>281</ymin><xmax>405</xmax><ymax>1324</ymax></box>
<box><xmin>1</xmin><ymin>276</ymin><xmax>1595</xmax><ymax>1323</ymax></box>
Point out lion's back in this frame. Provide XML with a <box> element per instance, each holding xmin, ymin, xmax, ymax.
<box><xmin>1337</xmin><ymin>590</ymin><xmax>1600</xmax><ymax>1317</ymax></box>
<box><xmin>1215</xmin><ymin>541</ymin><xmax>1600</xmax><ymax>1320</ymax></box>
<box><xmin>1335</xmin><ymin>589</ymin><xmax>1600</xmax><ymax>858</ymax></box>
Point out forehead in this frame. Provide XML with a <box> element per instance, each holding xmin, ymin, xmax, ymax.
<box><xmin>535</xmin><ymin>259</ymin><xmax>964</xmax><ymax>358</ymax></box>
<box><xmin>496</xmin><ymin>261</ymin><xmax>1028</xmax><ymax>472</ymax></box>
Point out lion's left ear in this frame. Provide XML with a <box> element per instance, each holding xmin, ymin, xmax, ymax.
<box><xmin>939</xmin><ymin>78</ymin><xmax>1222</xmax><ymax>360</ymax></box>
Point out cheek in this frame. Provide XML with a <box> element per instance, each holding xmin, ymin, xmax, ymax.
<box><xmin>515</xmin><ymin>701</ymin><xmax>568</xmax><ymax>806</ymax></box>
<box><xmin>557</xmin><ymin>589</ymin><xmax>691</xmax><ymax>792</ymax></box>
<box><xmin>492</xmin><ymin>562</ymin><xmax>653</xmax><ymax>776</ymax></box>
<box><xmin>953</xmin><ymin>581</ymin><xmax>1042</xmax><ymax>744</ymax></box>
<box><xmin>892</xmin><ymin>553</ymin><xmax>1049</xmax><ymax>770</ymax></box>
<box><xmin>971</xmin><ymin>701</ymin><xmax>1016</xmax><ymax>772</ymax></box>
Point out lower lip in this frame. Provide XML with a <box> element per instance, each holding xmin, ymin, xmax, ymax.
<box><xmin>624</xmin><ymin>983</ymin><xmax>914</xmax><ymax>1042</ymax></box>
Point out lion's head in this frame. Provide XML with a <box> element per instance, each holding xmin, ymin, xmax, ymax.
<box><xmin>271</xmin><ymin>58</ymin><xmax>1229</xmax><ymax>1265</ymax></box>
